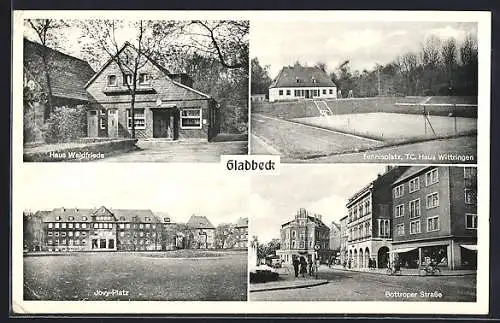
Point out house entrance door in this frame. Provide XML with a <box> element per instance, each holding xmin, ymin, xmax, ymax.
<box><xmin>153</xmin><ymin>109</ymin><xmax>179</xmax><ymax>139</ymax></box>
<box><xmin>305</xmin><ymin>90</ymin><xmax>310</xmax><ymax>99</ymax></box>
<box><xmin>107</xmin><ymin>109</ymin><xmax>118</xmax><ymax>137</ymax></box>
<box><xmin>88</xmin><ymin>110</ymin><xmax>98</xmax><ymax>137</ymax></box>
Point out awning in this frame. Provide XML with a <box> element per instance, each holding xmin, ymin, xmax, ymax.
<box><xmin>389</xmin><ymin>247</ymin><xmax>418</xmax><ymax>253</ymax></box>
<box><xmin>460</xmin><ymin>244</ymin><xmax>477</xmax><ymax>251</ymax></box>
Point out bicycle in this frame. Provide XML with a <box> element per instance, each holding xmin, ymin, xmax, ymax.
<box><xmin>419</xmin><ymin>264</ymin><xmax>441</xmax><ymax>276</ymax></box>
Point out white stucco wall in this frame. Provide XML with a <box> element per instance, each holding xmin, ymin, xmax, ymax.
<box><xmin>269</xmin><ymin>86</ymin><xmax>337</xmax><ymax>102</ymax></box>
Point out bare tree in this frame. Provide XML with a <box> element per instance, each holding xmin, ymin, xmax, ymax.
<box><xmin>26</xmin><ymin>19</ymin><xmax>68</xmax><ymax>119</ymax></box>
<box><xmin>79</xmin><ymin>20</ymin><xmax>175</xmax><ymax>138</ymax></box>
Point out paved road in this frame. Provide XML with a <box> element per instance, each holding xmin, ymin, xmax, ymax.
<box><xmin>250</xmin><ymin>268</ymin><xmax>476</xmax><ymax>302</ymax></box>
<box><xmin>95</xmin><ymin>140</ymin><xmax>248</xmax><ymax>162</ymax></box>
<box><xmin>251</xmin><ymin>114</ymin><xmax>477</xmax><ymax>163</ymax></box>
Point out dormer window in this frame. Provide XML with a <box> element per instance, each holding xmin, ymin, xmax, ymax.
<box><xmin>164</xmin><ymin>217</ymin><xmax>170</xmax><ymax>222</ymax></box>
<box><xmin>139</xmin><ymin>73</ymin><xmax>151</xmax><ymax>85</ymax></box>
<box><xmin>55</xmin><ymin>216</ymin><xmax>61</xmax><ymax>221</ymax></box>
<box><xmin>312</xmin><ymin>78</ymin><xmax>317</xmax><ymax>83</ymax></box>
<box><xmin>123</xmin><ymin>74</ymin><xmax>133</xmax><ymax>86</ymax></box>
<box><xmin>68</xmin><ymin>216</ymin><xmax>74</xmax><ymax>221</ymax></box>
<box><xmin>107</xmin><ymin>75</ymin><xmax>117</xmax><ymax>86</ymax></box>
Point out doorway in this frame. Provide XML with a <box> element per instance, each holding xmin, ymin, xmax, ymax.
<box><xmin>378</xmin><ymin>246</ymin><xmax>389</xmax><ymax>268</ymax></box>
<box><xmin>107</xmin><ymin>109</ymin><xmax>118</xmax><ymax>137</ymax></box>
<box><xmin>305</xmin><ymin>90</ymin><xmax>310</xmax><ymax>99</ymax></box>
<box><xmin>88</xmin><ymin>110</ymin><xmax>98</xmax><ymax>137</ymax></box>
<box><xmin>153</xmin><ymin>108</ymin><xmax>179</xmax><ymax>139</ymax></box>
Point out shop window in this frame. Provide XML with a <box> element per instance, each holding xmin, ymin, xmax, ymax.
<box><xmin>127</xmin><ymin>109</ymin><xmax>146</xmax><ymax>130</ymax></box>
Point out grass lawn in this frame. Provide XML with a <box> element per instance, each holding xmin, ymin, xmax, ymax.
<box><xmin>24</xmin><ymin>250</ymin><xmax>247</xmax><ymax>301</ymax></box>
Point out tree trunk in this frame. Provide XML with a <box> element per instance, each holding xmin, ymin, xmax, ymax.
<box><xmin>130</xmin><ymin>92</ymin><xmax>136</xmax><ymax>139</ymax></box>
<box><xmin>40</xmin><ymin>49</ymin><xmax>53</xmax><ymax>121</ymax></box>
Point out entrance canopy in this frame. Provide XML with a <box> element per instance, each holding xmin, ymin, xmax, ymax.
<box><xmin>460</xmin><ymin>244</ymin><xmax>477</xmax><ymax>251</ymax></box>
<box><xmin>389</xmin><ymin>247</ymin><xmax>418</xmax><ymax>253</ymax></box>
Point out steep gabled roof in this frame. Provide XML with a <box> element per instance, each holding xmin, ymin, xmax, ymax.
<box><xmin>111</xmin><ymin>209</ymin><xmax>160</xmax><ymax>223</ymax></box>
<box><xmin>85</xmin><ymin>42</ymin><xmax>211</xmax><ymax>99</ymax></box>
<box><xmin>43</xmin><ymin>208</ymin><xmax>94</xmax><ymax>222</ymax></box>
<box><xmin>235</xmin><ymin>217</ymin><xmax>248</xmax><ymax>228</ymax></box>
<box><xmin>40</xmin><ymin>206</ymin><xmax>160</xmax><ymax>223</ymax></box>
<box><xmin>23</xmin><ymin>38</ymin><xmax>95</xmax><ymax>101</ymax></box>
<box><xmin>270</xmin><ymin>65</ymin><xmax>336</xmax><ymax>88</ymax></box>
<box><xmin>186</xmin><ymin>215</ymin><xmax>215</xmax><ymax>229</ymax></box>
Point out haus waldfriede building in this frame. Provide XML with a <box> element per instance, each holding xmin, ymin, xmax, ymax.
<box><xmin>185</xmin><ymin>215</ymin><xmax>216</xmax><ymax>249</ymax></box>
<box><xmin>390</xmin><ymin>166</ymin><xmax>477</xmax><ymax>270</ymax></box>
<box><xmin>277</xmin><ymin>208</ymin><xmax>330</xmax><ymax>264</ymax></box>
<box><xmin>85</xmin><ymin>43</ymin><xmax>220</xmax><ymax>141</ymax></box>
<box><xmin>268</xmin><ymin>65</ymin><xmax>337</xmax><ymax>102</ymax></box>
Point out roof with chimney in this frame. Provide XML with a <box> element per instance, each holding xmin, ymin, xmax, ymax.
<box><xmin>23</xmin><ymin>38</ymin><xmax>95</xmax><ymax>102</ymax></box>
<box><xmin>186</xmin><ymin>215</ymin><xmax>215</xmax><ymax>229</ymax></box>
<box><xmin>270</xmin><ymin>65</ymin><xmax>336</xmax><ymax>89</ymax></box>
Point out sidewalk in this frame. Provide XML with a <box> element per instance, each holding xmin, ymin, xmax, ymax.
<box><xmin>329</xmin><ymin>265</ymin><xmax>476</xmax><ymax>276</ymax></box>
<box><xmin>250</xmin><ymin>267</ymin><xmax>328</xmax><ymax>292</ymax></box>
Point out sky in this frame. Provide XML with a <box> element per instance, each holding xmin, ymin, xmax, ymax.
<box><xmin>20</xmin><ymin>164</ymin><xmax>250</xmax><ymax>227</ymax></box>
<box><xmin>251</xmin><ymin>21</ymin><xmax>477</xmax><ymax>78</ymax></box>
<box><xmin>249</xmin><ymin>164</ymin><xmax>388</xmax><ymax>243</ymax></box>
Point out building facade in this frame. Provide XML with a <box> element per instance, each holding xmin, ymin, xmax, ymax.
<box><xmin>329</xmin><ymin>221</ymin><xmax>341</xmax><ymax>253</ymax></box>
<box><xmin>339</xmin><ymin>215</ymin><xmax>348</xmax><ymax>265</ymax></box>
<box><xmin>269</xmin><ymin>65</ymin><xmax>337</xmax><ymax>102</ymax></box>
<box><xmin>41</xmin><ymin>206</ymin><xmax>172</xmax><ymax>252</ymax></box>
<box><xmin>346</xmin><ymin>166</ymin><xmax>409</xmax><ymax>269</ymax></box>
<box><xmin>277</xmin><ymin>208</ymin><xmax>330</xmax><ymax>264</ymax></box>
<box><xmin>185</xmin><ymin>215</ymin><xmax>216</xmax><ymax>249</ymax></box>
<box><xmin>29</xmin><ymin>206</ymin><xmax>220</xmax><ymax>252</ymax></box>
<box><xmin>391</xmin><ymin>166</ymin><xmax>477</xmax><ymax>270</ymax></box>
<box><xmin>234</xmin><ymin>217</ymin><xmax>249</xmax><ymax>249</ymax></box>
<box><xmin>85</xmin><ymin>43</ymin><xmax>220</xmax><ymax>141</ymax></box>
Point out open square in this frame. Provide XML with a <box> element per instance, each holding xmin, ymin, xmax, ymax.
<box><xmin>23</xmin><ymin>250</ymin><xmax>247</xmax><ymax>301</ymax></box>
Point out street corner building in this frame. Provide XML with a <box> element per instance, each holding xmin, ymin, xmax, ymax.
<box><xmin>185</xmin><ymin>215</ymin><xmax>216</xmax><ymax>249</ymax></box>
<box><xmin>341</xmin><ymin>166</ymin><xmax>477</xmax><ymax>271</ymax></box>
<box><xmin>85</xmin><ymin>43</ymin><xmax>220</xmax><ymax>141</ymax></box>
<box><xmin>26</xmin><ymin>206</ymin><xmax>180</xmax><ymax>252</ymax></box>
<box><xmin>268</xmin><ymin>65</ymin><xmax>337</xmax><ymax>102</ymax></box>
<box><xmin>390</xmin><ymin>166</ymin><xmax>477</xmax><ymax>270</ymax></box>
<box><xmin>276</xmin><ymin>208</ymin><xmax>331</xmax><ymax>264</ymax></box>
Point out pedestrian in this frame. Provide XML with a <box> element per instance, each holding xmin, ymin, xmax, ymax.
<box><xmin>308</xmin><ymin>257</ymin><xmax>313</xmax><ymax>276</ymax></box>
<box><xmin>348</xmin><ymin>258</ymin><xmax>351</xmax><ymax>269</ymax></box>
<box><xmin>292</xmin><ymin>256</ymin><xmax>299</xmax><ymax>278</ymax></box>
<box><xmin>299</xmin><ymin>256</ymin><xmax>307</xmax><ymax>278</ymax></box>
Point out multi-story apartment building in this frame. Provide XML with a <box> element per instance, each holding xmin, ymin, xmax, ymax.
<box><xmin>339</xmin><ymin>215</ymin><xmax>348</xmax><ymax>265</ymax></box>
<box><xmin>346</xmin><ymin>166</ymin><xmax>409</xmax><ymax>269</ymax></box>
<box><xmin>277</xmin><ymin>208</ymin><xmax>330</xmax><ymax>264</ymax></box>
<box><xmin>42</xmin><ymin>206</ymin><xmax>169</xmax><ymax>252</ymax></box>
<box><xmin>391</xmin><ymin>166</ymin><xmax>477</xmax><ymax>270</ymax></box>
<box><xmin>234</xmin><ymin>217</ymin><xmax>249</xmax><ymax>249</ymax></box>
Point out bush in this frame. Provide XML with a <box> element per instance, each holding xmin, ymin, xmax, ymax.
<box><xmin>42</xmin><ymin>105</ymin><xmax>87</xmax><ymax>143</ymax></box>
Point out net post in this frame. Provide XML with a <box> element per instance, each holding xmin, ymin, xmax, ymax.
<box><xmin>454</xmin><ymin>104</ymin><xmax>457</xmax><ymax>133</ymax></box>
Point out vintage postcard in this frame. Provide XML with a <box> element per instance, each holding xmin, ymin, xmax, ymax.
<box><xmin>11</xmin><ymin>10</ymin><xmax>491</xmax><ymax>316</ymax></box>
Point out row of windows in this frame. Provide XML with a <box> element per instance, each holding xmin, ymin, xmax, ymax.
<box><xmin>47</xmin><ymin>231</ymin><xmax>87</xmax><ymax>237</ymax></box>
<box><xmin>124</xmin><ymin>108</ymin><xmax>202</xmax><ymax>130</ymax></box>
<box><xmin>48</xmin><ymin>222</ymin><xmax>88</xmax><ymax>229</ymax></box>
<box><xmin>286</xmin><ymin>240</ymin><xmax>328</xmax><ymax>249</ymax></box>
<box><xmin>395</xmin><ymin>214</ymin><xmax>477</xmax><ymax>236</ymax></box>
<box><xmin>277</xmin><ymin>88</ymin><xmax>334</xmax><ymax>96</ymax></box>
<box><xmin>107</xmin><ymin>73</ymin><xmax>151</xmax><ymax>87</ymax></box>
<box><xmin>348</xmin><ymin>221</ymin><xmax>371</xmax><ymax>241</ymax></box>
<box><xmin>119</xmin><ymin>231</ymin><xmax>158</xmax><ymax>238</ymax></box>
<box><xmin>394</xmin><ymin>168</ymin><xmax>440</xmax><ymax>198</ymax></box>
<box><xmin>47</xmin><ymin>239</ymin><xmax>87</xmax><ymax>245</ymax></box>
<box><xmin>348</xmin><ymin>198</ymin><xmax>371</xmax><ymax>223</ymax></box>
<box><xmin>47</xmin><ymin>221</ymin><xmax>175</xmax><ymax>230</ymax></box>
